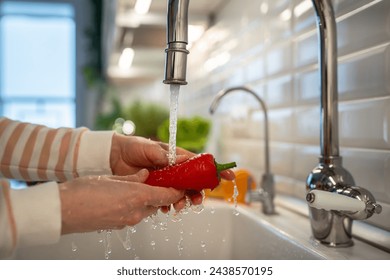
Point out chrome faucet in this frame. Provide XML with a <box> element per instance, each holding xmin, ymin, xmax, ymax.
<box><xmin>210</xmin><ymin>86</ymin><xmax>276</xmax><ymax>215</ymax></box>
<box><xmin>305</xmin><ymin>0</ymin><xmax>382</xmax><ymax>247</ymax></box>
<box><xmin>163</xmin><ymin>0</ymin><xmax>190</xmax><ymax>85</ymax></box>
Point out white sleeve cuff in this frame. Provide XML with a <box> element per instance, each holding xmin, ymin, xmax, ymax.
<box><xmin>10</xmin><ymin>182</ymin><xmax>61</xmax><ymax>248</ymax></box>
<box><xmin>77</xmin><ymin>130</ymin><xmax>114</xmax><ymax>176</ymax></box>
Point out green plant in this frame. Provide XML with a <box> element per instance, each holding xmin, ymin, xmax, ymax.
<box><xmin>95</xmin><ymin>98</ymin><xmax>169</xmax><ymax>139</ymax></box>
<box><xmin>157</xmin><ymin>116</ymin><xmax>211</xmax><ymax>153</ymax></box>
<box><xmin>123</xmin><ymin>101</ymin><xmax>169</xmax><ymax>139</ymax></box>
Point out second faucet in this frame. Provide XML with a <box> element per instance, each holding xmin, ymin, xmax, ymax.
<box><xmin>209</xmin><ymin>86</ymin><xmax>275</xmax><ymax>215</ymax></box>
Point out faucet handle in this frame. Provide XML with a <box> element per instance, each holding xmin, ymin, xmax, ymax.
<box><xmin>306</xmin><ymin>190</ymin><xmax>365</xmax><ymax>212</ymax></box>
<box><xmin>306</xmin><ymin>189</ymin><xmax>382</xmax><ymax>219</ymax></box>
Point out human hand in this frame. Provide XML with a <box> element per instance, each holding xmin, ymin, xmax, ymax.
<box><xmin>109</xmin><ymin>134</ymin><xmax>194</xmax><ymax>176</ymax></box>
<box><xmin>109</xmin><ymin>133</ymin><xmax>235</xmax><ymax>209</ymax></box>
<box><xmin>59</xmin><ymin>169</ymin><xmax>185</xmax><ymax>234</ymax></box>
<box><xmin>110</xmin><ymin>133</ymin><xmax>235</xmax><ymax>180</ymax></box>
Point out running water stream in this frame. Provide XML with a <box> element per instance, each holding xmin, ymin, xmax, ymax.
<box><xmin>168</xmin><ymin>84</ymin><xmax>180</xmax><ymax>166</ymax></box>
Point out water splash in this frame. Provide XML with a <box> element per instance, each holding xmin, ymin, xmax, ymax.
<box><xmin>150</xmin><ymin>240</ymin><xmax>156</xmax><ymax>250</ymax></box>
<box><xmin>71</xmin><ymin>241</ymin><xmax>78</xmax><ymax>252</ymax></box>
<box><xmin>159</xmin><ymin>215</ymin><xmax>169</xmax><ymax>231</ymax></box>
<box><xmin>123</xmin><ymin>227</ymin><xmax>133</xmax><ymax>250</ymax></box>
<box><xmin>168</xmin><ymin>84</ymin><xmax>180</xmax><ymax>166</ymax></box>
<box><xmin>180</xmin><ymin>196</ymin><xmax>192</xmax><ymax>215</ymax></box>
<box><xmin>177</xmin><ymin>236</ymin><xmax>184</xmax><ymax>256</ymax></box>
<box><xmin>128</xmin><ymin>226</ymin><xmax>137</xmax><ymax>234</ymax></box>
<box><xmin>177</xmin><ymin>224</ymin><xmax>185</xmax><ymax>256</ymax></box>
<box><xmin>149</xmin><ymin>214</ymin><xmax>158</xmax><ymax>230</ymax></box>
<box><xmin>232</xmin><ymin>179</ymin><xmax>240</xmax><ymax>216</ymax></box>
<box><xmin>171</xmin><ymin>211</ymin><xmax>183</xmax><ymax>223</ymax></box>
<box><xmin>104</xmin><ymin>230</ymin><xmax>113</xmax><ymax>259</ymax></box>
<box><xmin>200</xmin><ymin>241</ymin><xmax>207</xmax><ymax>254</ymax></box>
<box><xmin>191</xmin><ymin>190</ymin><xmax>205</xmax><ymax>214</ymax></box>
<box><xmin>191</xmin><ymin>203</ymin><xmax>205</xmax><ymax>214</ymax></box>
<box><xmin>97</xmin><ymin>229</ymin><xmax>104</xmax><ymax>243</ymax></box>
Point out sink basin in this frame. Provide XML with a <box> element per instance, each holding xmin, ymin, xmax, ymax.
<box><xmin>14</xmin><ymin>199</ymin><xmax>389</xmax><ymax>260</ymax></box>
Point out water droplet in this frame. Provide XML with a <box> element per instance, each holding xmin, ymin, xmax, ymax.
<box><xmin>191</xmin><ymin>203</ymin><xmax>204</xmax><ymax>214</ymax></box>
<box><xmin>210</xmin><ymin>207</ymin><xmax>215</xmax><ymax>214</ymax></box>
<box><xmin>201</xmin><ymin>241</ymin><xmax>207</xmax><ymax>254</ymax></box>
<box><xmin>159</xmin><ymin>221</ymin><xmax>168</xmax><ymax>231</ymax></box>
<box><xmin>180</xmin><ymin>196</ymin><xmax>191</xmax><ymax>215</ymax></box>
<box><xmin>150</xmin><ymin>240</ymin><xmax>156</xmax><ymax>247</ymax></box>
<box><xmin>164</xmin><ymin>236</ymin><xmax>170</xmax><ymax>242</ymax></box>
<box><xmin>232</xmin><ymin>180</ymin><xmax>239</xmax><ymax>208</ymax></box>
<box><xmin>124</xmin><ymin>227</ymin><xmax>132</xmax><ymax>250</ymax></box>
<box><xmin>71</xmin><ymin>241</ymin><xmax>77</xmax><ymax>252</ymax></box>
<box><xmin>149</xmin><ymin>214</ymin><xmax>159</xmax><ymax>230</ymax></box>
<box><xmin>177</xmin><ymin>237</ymin><xmax>184</xmax><ymax>256</ymax></box>
<box><xmin>171</xmin><ymin>211</ymin><xmax>182</xmax><ymax>222</ymax></box>
<box><xmin>104</xmin><ymin>230</ymin><xmax>112</xmax><ymax>259</ymax></box>
<box><xmin>97</xmin><ymin>230</ymin><xmax>104</xmax><ymax>243</ymax></box>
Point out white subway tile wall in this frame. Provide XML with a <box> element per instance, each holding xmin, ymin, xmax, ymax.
<box><xmin>181</xmin><ymin>0</ymin><xmax>390</xmax><ymax>236</ymax></box>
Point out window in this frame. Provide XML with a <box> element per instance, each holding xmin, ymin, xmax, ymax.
<box><xmin>0</xmin><ymin>1</ymin><xmax>76</xmax><ymax>128</ymax></box>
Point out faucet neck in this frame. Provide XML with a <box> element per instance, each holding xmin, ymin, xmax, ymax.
<box><xmin>164</xmin><ymin>0</ymin><xmax>190</xmax><ymax>85</ymax></box>
<box><xmin>312</xmin><ymin>0</ymin><xmax>339</xmax><ymax>158</ymax></box>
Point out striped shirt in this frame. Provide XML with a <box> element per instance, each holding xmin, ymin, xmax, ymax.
<box><xmin>0</xmin><ymin>117</ymin><xmax>114</xmax><ymax>258</ymax></box>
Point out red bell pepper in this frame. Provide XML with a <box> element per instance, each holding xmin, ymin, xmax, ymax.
<box><xmin>145</xmin><ymin>153</ymin><xmax>236</xmax><ymax>191</ymax></box>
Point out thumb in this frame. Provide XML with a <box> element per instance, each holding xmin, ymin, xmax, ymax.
<box><xmin>135</xmin><ymin>168</ymin><xmax>149</xmax><ymax>182</ymax></box>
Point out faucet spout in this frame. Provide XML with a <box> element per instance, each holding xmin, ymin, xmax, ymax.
<box><xmin>163</xmin><ymin>0</ymin><xmax>190</xmax><ymax>85</ymax></box>
<box><xmin>210</xmin><ymin>86</ymin><xmax>275</xmax><ymax>215</ymax></box>
<box><xmin>312</xmin><ymin>0</ymin><xmax>339</xmax><ymax>160</ymax></box>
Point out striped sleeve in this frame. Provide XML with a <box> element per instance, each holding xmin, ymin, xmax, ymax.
<box><xmin>0</xmin><ymin>117</ymin><xmax>88</xmax><ymax>182</ymax></box>
<box><xmin>0</xmin><ymin>180</ymin><xmax>15</xmax><ymax>257</ymax></box>
<box><xmin>0</xmin><ymin>179</ymin><xmax>61</xmax><ymax>258</ymax></box>
<box><xmin>0</xmin><ymin>117</ymin><xmax>114</xmax><ymax>257</ymax></box>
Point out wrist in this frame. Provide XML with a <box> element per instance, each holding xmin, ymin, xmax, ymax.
<box><xmin>77</xmin><ymin>130</ymin><xmax>114</xmax><ymax>176</ymax></box>
<box><xmin>110</xmin><ymin>133</ymin><xmax>123</xmax><ymax>173</ymax></box>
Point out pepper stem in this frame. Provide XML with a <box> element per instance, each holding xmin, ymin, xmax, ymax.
<box><xmin>216</xmin><ymin>161</ymin><xmax>237</xmax><ymax>172</ymax></box>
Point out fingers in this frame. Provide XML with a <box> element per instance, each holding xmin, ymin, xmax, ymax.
<box><xmin>186</xmin><ymin>191</ymin><xmax>204</xmax><ymax>205</ymax></box>
<box><xmin>139</xmin><ymin>206</ymin><xmax>159</xmax><ymax>223</ymax></box>
<box><xmin>176</xmin><ymin>146</ymin><xmax>196</xmax><ymax>158</ymax></box>
<box><xmin>221</xmin><ymin>169</ymin><xmax>236</xmax><ymax>181</ymax></box>
<box><xmin>106</xmin><ymin>169</ymin><xmax>149</xmax><ymax>183</ymax></box>
<box><xmin>160</xmin><ymin>205</ymin><xmax>171</xmax><ymax>214</ymax></box>
<box><xmin>147</xmin><ymin>187</ymin><xmax>185</xmax><ymax>207</ymax></box>
<box><xmin>156</xmin><ymin>141</ymin><xmax>194</xmax><ymax>165</ymax></box>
